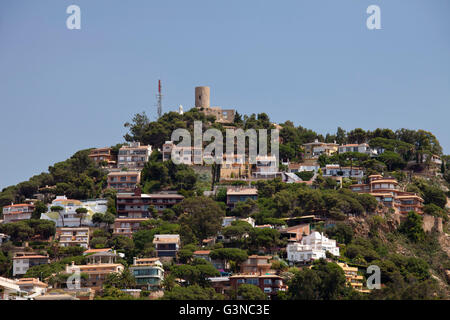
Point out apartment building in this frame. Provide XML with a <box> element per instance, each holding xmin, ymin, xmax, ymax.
<box><xmin>116</xmin><ymin>188</ymin><xmax>184</xmax><ymax>218</ymax></box>
<box><xmin>88</xmin><ymin>147</ymin><xmax>117</xmax><ymax>167</ymax></box>
<box><xmin>2</xmin><ymin>204</ymin><xmax>34</xmax><ymax>223</ymax></box>
<box><xmin>229</xmin><ymin>274</ymin><xmax>287</xmax><ymax>298</ymax></box>
<box><xmin>13</xmin><ymin>253</ymin><xmax>50</xmax><ymax>276</ymax></box>
<box><xmin>286</xmin><ymin>232</ymin><xmax>340</xmax><ymax>263</ymax></box>
<box><xmin>130</xmin><ymin>257</ymin><xmax>164</xmax><ymax>289</ymax></box>
<box><xmin>226</xmin><ymin>188</ymin><xmax>258</xmax><ymax>208</ymax></box>
<box><xmin>153</xmin><ymin>234</ymin><xmax>180</xmax><ymax>258</ymax></box>
<box><xmin>303</xmin><ymin>139</ymin><xmax>338</xmax><ymax>159</ymax></box>
<box><xmin>349</xmin><ymin>174</ymin><xmax>424</xmax><ymax>215</ymax></box>
<box><xmin>107</xmin><ymin>171</ymin><xmax>141</xmax><ymax>193</ymax></box>
<box><xmin>58</xmin><ymin>227</ymin><xmax>90</xmax><ymax>248</ymax></box>
<box><xmin>117</xmin><ymin>142</ymin><xmax>152</xmax><ymax>169</ymax></box>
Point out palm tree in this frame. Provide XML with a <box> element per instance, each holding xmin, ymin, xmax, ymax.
<box><xmin>75</xmin><ymin>207</ymin><xmax>88</xmax><ymax>227</ymax></box>
<box><xmin>50</xmin><ymin>206</ymin><xmax>65</xmax><ymax>227</ymax></box>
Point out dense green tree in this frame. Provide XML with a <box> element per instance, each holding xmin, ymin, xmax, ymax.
<box><xmin>104</xmin><ymin>268</ymin><xmax>136</xmax><ymax>289</ymax></box>
<box><xmin>31</xmin><ymin>201</ymin><xmax>47</xmax><ymax>220</ymax></box>
<box><xmin>162</xmin><ymin>284</ymin><xmax>224</xmax><ymax>300</ymax></box>
<box><xmin>398</xmin><ymin>211</ymin><xmax>425</xmax><ymax>242</ymax></box>
<box><xmin>237</xmin><ymin>284</ymin><xmax>267</xmax><ymax>300</ymax></box>
<box><xmin>177</xmin><ymin>197</ymin><xmax>225</xmax><ymax>241</ymax></box>
<box><xmin>248</xmin><ymin>228</ymin><xmax>280</xmax><ymax>251</ymax></box>
<box><xmin>325</xmin><ymin>222</ymin><xmax>354</xmax><ymax>245</ymax></box>
<box><xmin>347</xmin><ymin>128</ymin><xmax>367</xmax><ymax>144</ymax></box>
<box><xmin>169</xmin><ymin>262</ymin><xmax>220</xmax><ymax>286</ymax></box>
<box><xmin>210</xmin><ymin>248</ymin><xmax>248</xmax><ymax>268</ymax></box>
<box><xmin>286</xmin><ymin>260</ymin><xmax>352</xmax><ymax>300</ymax></box>
<box><xmin>377</xmin><ymin>151</ymin><xmax>406</xmax><ymax>171</ymax></box>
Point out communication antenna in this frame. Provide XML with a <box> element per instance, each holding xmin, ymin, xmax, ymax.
<box><xmin>156</xmin><ymin>80</ymin><xmax>163</xmax><ymax>118</ymax></box>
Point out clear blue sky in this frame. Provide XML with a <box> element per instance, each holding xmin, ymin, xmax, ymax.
<box><xmin>0</xmin><ymin>0</ymin><xmax>449</xmax><ymax>189</ymax></box>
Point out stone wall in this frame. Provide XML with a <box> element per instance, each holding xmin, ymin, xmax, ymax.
<box><xmin>422</xmin><ymin>214</ymin><xmax>443</xmax><ymax>233</ymax></box>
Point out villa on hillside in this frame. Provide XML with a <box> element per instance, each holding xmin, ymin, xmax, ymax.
<box><xmin>349</xmin><ymin>174</ymin><xmax>424</xmax><ymax>215</ymax></box>
<box><xmin>40</xmin><ymin>196</ymin><xmax>107</xmax><ymax>227</ymax></box>
<box><xmin>286</xmin><ymin>232</ymin><xmax>339</xmax><ymax>263</ymax></box>
<box><xmin>302</xmin><ymin>140</ymin><xmax>338</xmax><ymax>159</ymax></box>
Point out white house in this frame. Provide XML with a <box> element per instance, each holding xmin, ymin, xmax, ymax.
<box><xmin>321</xmin><ymin>164</ymin><xmax>364</xmax><ymax>179</ymax></box>
<box><xmin>0</xmin><ymin>277</ymin><xmax>28</xmax><ymax>300</ymax></box>
<box><xmin>222</xmin><ymin>216</ymin><xmax>255</xmax><ymax>228</ymax></box>
<box><xmin>253</xmin><ymin>155</ymin><xmax>282</xmax><ymax>179</ymax></box>
<box><xmin>12</xmin><ymin>253</ymin><xmax>50</xmax><ymax>277</ymax></box>
<box><xmin>41</xmin><ymin>196</ymin><xmax>107</xmax><ymax>227</ymax></box>
<box><xmin>16</xmin><ymin>278</ymin><xmax>48</xmax><ymax>298</ymax></box>
<box><xmin>286</xmin><ymin>232</ymin><xmax>339</xmax><ymax>263</ymax></box>
<box><xmin>338</xmin><ymin>143</ymin><xmax>377</xmax><ymax>156</ymax></box>
<box><xmin>288</xmin><ymin>163</ymin><xmax>320</xmax><ymax>173</ymax></box>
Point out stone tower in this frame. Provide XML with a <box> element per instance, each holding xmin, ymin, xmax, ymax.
<box><xmin>195</xmin><ymin>86</ymin><xmax>210</xmax><ymax>109</ymax></box>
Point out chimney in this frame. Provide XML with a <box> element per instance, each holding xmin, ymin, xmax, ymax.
<box><xmin>133</xmin><ymin>257</ymin><xmax>137</xmax><ymax>265</ymax></box>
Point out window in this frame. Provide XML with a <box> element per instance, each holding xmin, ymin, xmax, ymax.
<box><xmin>263</xmin><ymin>279</ymin><xmax>272</xmax><ymax>285</ymax></box>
